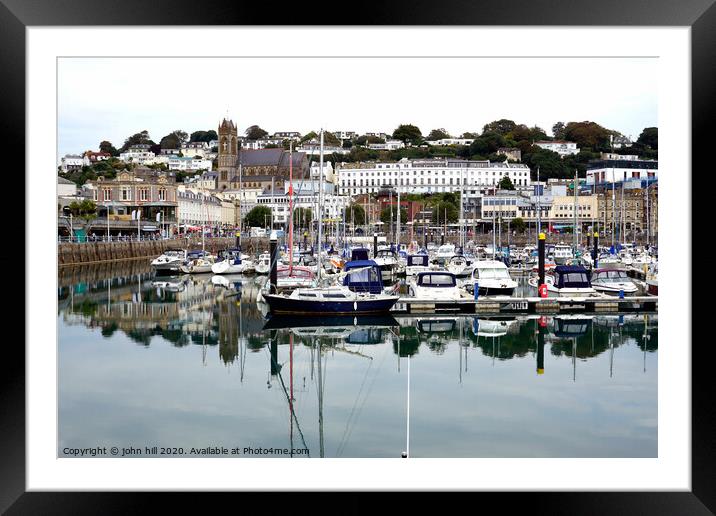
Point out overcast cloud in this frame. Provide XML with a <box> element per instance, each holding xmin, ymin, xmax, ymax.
<box><xmin>58</xmin><ymin>57</ymin><xmax>657</xmax><ymax>158</ymax></box>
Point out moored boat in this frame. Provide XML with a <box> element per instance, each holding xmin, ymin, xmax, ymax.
<box><xmin>407</xmin><ymin>271</ymin><xmax>464</xmax><ymax>301</ymax></box>
<box><xmin>469</xmin><ymin>260</ymin><xmax>518</xmax><ymax>296</ymax></box>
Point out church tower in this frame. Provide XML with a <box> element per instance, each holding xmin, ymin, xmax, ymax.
<box><xmin>217</xmin><ymin>118</ymin><xmax>238</xmax><ymax>190</ymax></box>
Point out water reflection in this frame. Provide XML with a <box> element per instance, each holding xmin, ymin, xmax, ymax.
<box><xmin>58</xmin><ymin>263</ymin><xmax>658</xmax><ymax>458</ymax></box>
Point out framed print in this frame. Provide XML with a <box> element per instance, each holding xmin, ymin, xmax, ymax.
<box><xmin>4</xmin><ymin>0</ymin><xmax>713</xmax><ymax>512</ymax></box>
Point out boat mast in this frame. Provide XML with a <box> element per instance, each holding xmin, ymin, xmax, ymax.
<box><xmin>289</xmin><ymin>141</ymin><xmax>294</xmax><ymax>276</ymax></box>
<box><xmin>396</xmin><ymin>163</ymin><xmax>401</xmax><ymax>250</ymax></box>
<box><xmin>459</xmin><ymin>166</ymin><xmax>465</xmax><ymax>250</ymax></box>
<box><xmin>573</xmin><ymin>168</ymin><xmax>578</xmax><ymax>255</ymax></box>
<box><xmin>316</xmin><ymin>129</ymin><xmax>324</xmax><ymax>283</ymax></box>
<box><xmin>536</xmin><ymin>165</ymin><xmax>541</xmax><ymax>246</ymax></box>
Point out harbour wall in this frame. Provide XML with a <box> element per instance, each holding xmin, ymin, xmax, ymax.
<box><xmin>57</xmin><ymin>237</ymin><xmax>264</xmax><ymax>266</ymax></box>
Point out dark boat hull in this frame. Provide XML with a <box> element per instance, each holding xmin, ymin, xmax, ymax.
<box><xmin>478</xmin><ymin>286</ymin><xmax>515</xmax><ymax>296</ymax></box>
<box><xmin>262</xmin><ymin>293</ymin><xmax>399</xmax><ymax>315</ymax></box>
<box><xmin>263</xmin><ymin>314</ymin><xmax>399</xmax><ymax>330</ymax></box>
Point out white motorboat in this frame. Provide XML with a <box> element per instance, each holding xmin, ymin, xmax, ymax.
<box><xmin>534</xmin><ymin>265</ymin><xmax>596</xmax><ymax>297</ymax></box>
<box><xmin>407</xmin><ymin>271</ymin><xmax>464</xmax><ymax>301</ymax></box>
<box><xmin>255</xmin><ymin>252</ymin><xmax>271</xmax><ymax>275</ymax></box>
<box><xmin>405</xmin><ymin>254</ymin><xmax>431</xmax><ymax>276</ymax></box>
<box><xmin>179</xmin><ymin>250</ymin><xmax>215</xmax><ymax>274</ymax></box>
<box><xmin>553</xmin><ymin>244</ymin><xmax>574</xmax><ymax>265</ymax></box>
<box><xmin>151</xmin><ymin>249</ymin><xmax>187</xmax><ymax>275</ymax></box>
<box><xmin>469</xmin><ymin>260</ymin><xmax>518</xmax><ymax>296</ymax></box>
<box><xmin>590</xmin><ymin>268</ymin><xmax>639</xmax><ymax>295</ymax></box>
<box><xmin>435</xmin><ymin>243</ymin><xmax>456</xmax><ymax>262</ymax></box>
<box><xmin>446</xmin><ymin>255</ymin><xmax>474</xmax><ymax>278</ymax></box>
<box><xmin>373</xmin><ymin>248</ymin><xmax>400</xmax><ymax>281</ymax></box>
<box><xmin>211</xmin><ymin>249</ymin><xmax>254</xmax><ymax>274</ymax></box>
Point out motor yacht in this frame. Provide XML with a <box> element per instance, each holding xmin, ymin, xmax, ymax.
<box><xmin>407</xmin><ymin>271</ymin><xmax>464</xmax><ymax>301</ymax></box>
<box><xmin>469</xmin><ymin>260</ymin><xmax>518</xmax><ymax>296</ymax></box>
<box><xmin>590</xmin><ymin>268</ymin><xmax>638</xmax><ymax>295</ymax></box>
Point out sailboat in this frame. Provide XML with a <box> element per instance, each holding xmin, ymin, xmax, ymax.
<box><xmin>262</xmin><ymin>130</ymin><xmax>399</xmax><ymax>315</ymax></box>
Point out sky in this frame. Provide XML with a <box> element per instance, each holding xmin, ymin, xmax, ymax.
<box><xmin>58</xmin><ymin>57</ymin><xmax>657</xmax><ymax>159</ymax></box>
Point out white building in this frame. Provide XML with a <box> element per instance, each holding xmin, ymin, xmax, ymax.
<box><xmin>57</xmin><ymin>176</ymin><xmax>78</xmax><ymax>197</ymax></box>
<box><xmin>337</xmin><ymin>158</ymin><xmax>531</xmax><ymax>196</ymax></box>
<box><xmin>60</xmin><ymin>155</ymin><xmax>84</xmax><ymax>173</ymax></box>
<box><xmin>425</xmin><ymin>138</ymin><xmax>475</xmax><ymax>146</ymax></box>
<box><xmin>180</xmin><ymin>141</ymin><xmax>209</xmax><ymax>158</ymax></box>
<box><xmin>297</xmin><ymin>142</ymin><xmax>350</xmax><ymax>156</ymax></box>
<box><xmin>333</xmin><ymin>131</ymin><xmax>356</xmax><ymax>141</ymax></box>
<box><xmin>368</xmin><ymin>140</ymin><xmax>406</xmax><ymax>151</ymax></box>
<box><xmin>256</xmin><ymin>188</ymin><xmax>351</xmax><ymax>225</ymax></box>
<box><xmin>242</xmin><ymin>138</ymin><xmax>284</xmax><ymax>150</ymax></box>
<box><xmin>309</xmin><ymin>161</ymin><xmax>335</xmax><ymax>185</ymax></box>
<box><xmin>119</xmin><ymin>144</ymin><xmax>156</xmax><ymax>165</ymax></box>
<box><xmin>586</xmin><ymin>158</ymin><xmax>658</xmax><ymax>186</ymax></box>
<box><xmin>534</xmin><ymin>140</ymin><xmax>579</xmax><ymax>157</ymax></box>
<box><xmin>272</xmin><ymin>131</ymin><xmax>302</xmax><ymax>141</ymax></box>
<box><xmin>177</xmin><ymin>186</ymin><xmax>223</xmax><ymax>227</ymax></box>
<box><xmin>167</xmin><ymin>156</ymin><xmax>213</xmax><ymax>172</ymax></box>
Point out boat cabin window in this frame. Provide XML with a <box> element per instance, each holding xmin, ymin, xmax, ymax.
<box><xmin>324</xmin><ymin>293</ymin><xmax>347</xmax><ymax>299</ymax></box>
<box><xmin>477</xmin><ymin>268</ymin><xmax>509</xmax><ymax>280</ymax></box>
<box><xmin>563</xmin><ymin>272</ymin><xmax>589</xmax><ymax>285</ymax></box>
<box><xmin>408</xmin><ymin>255</ymin><xmax>428</xmax><ymax>267</ymax></box>
<box><xmin>418</xmin><ymin>273</ymin><xmax>456</xmax><ymax>287</ymax></box>
<box><xmin>299</xmin><ymin>293</ymin><xmax>317</xmax><ymax>298</ymax></box>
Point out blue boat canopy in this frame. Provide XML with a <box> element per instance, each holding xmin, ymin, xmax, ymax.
<box><xmin>554</xmin><ymin>265</ymin><xmax>591</xmax><ymax>288</ymax></box>
<box><xmin>351</xmin><ymin>248</ymin><xmax>370</xmax><ymax>261</ymax></box>
<box><xmin>343</xmin><ymin>260</ymin><xmax>383</xmax><ymax>294</ymax></box>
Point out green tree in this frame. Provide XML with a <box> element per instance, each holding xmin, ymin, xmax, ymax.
<box><xmin>99</xmin><ymin>140</ymin><xmax>119</xmax><ymax>156</ymax></box>
<box><xmin>244</xmin><ymin>205</ymin><xmax>272</xmax><ymax>228</ymax></box>
<box><xmin>346</xmin><ymin>203</ymin><xmax>366</xmax><ymax>225</ymax></box>
<box><xmin>189</xmin><ymin>130</ymin><xmax>218</xmax><ymax>143</ymax></box>
<box><xmin>469</xmin><ymin>131</ymin><xmax>506</xmax><ymax>156</ymax></box>
<box><xmin>432</xmin><ymin>201</ymin><xmax>458</xmax><ymax>224</ymax></box>
<box><xmin>637</xmin><ymin>127</ymin><xmax>658</xmax><ymax>149</ymax></box>
<box><xmin>552</xmin><ymin>122</ymin><xmax>566</xmax><ymax>140</ymax></box>
<box><xmin>119</xmin><ymin>130</ymin><xmax>155</xmax><ymax>152</ymax></box>
<box><xmin>426</xmin><ymin>128</ymin><xmax>451</xmax><ymax>141</ymax></box>
<box><xmin>322</xmin><ymin>131</ymin><xmax>341</xmax><ymax>147</ymax></box>
<box><xmin>498</xmin><ymin>175</ymin><xmax>515</xmax><ymax>190</ymax></box>
<box><xmin>245</xmin><ymin>125</ymin><xmax>269</xmax><ymax>140</ymax></box>
<box><xmin>159</xmin><ymin>130</ymin><xmax>188</xmax><ymax>149</ymax></box>
<box><xmin>380</xmin><ymin>206</ymin><xmax>407</xmax><ymax>224</ymax></box>
<box><xmin>392</xmin><ymin>124</ymin><xmax>423</xmax><ymax>145</ymax></box>
<box><xmin>482</xmin><ymin>119</ymin><xmax>517</xmax><ymax>136</ymax></box>
<box><xmin>511</xmin><ymin>217</ymin><xmax>526</xmax><ymax>233</ymax></box>
<box><xmin>522</xmin><ymin>147</ymin><xmax>566</xmax><ymax>180</ymax></box>
<box><xmin>563</xmin><ymin>121</ymin><xmax>612</xmax><ymax>150</ymax></box>
<box><xmin>293</xmin><ymin>207</ymin><xmax>312</xmax><ymax>225</ymax></box>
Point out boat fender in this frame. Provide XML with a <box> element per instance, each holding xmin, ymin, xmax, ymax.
<box><xmin>538</xmin><ymin>284</ymin><xmax>548</xmax><ymax>298</ymax></box>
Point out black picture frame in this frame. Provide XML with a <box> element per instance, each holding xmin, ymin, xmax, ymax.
<box><xmin>3</xmin><ymin>0</ymin><xmax>711</xmax><ymax>512</ymax></box>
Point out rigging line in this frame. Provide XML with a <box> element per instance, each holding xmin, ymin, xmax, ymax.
<box><xmin>335</xmin><ymin>352</ymin><xmax>374</xmax><ymax>456</ymax></box>
<box><xmin>336</xmin><ymin>342</ymin><xmax>390</xmax><ymax>457</ymax></box>
<box><xmin>264</xmin><ymin>344</ymin><xmax>311</xmax><ymax>456</ymax></box>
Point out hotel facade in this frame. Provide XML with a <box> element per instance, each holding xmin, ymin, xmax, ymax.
<box><xmin>337</xmin><ymin>158</ymin><xmax>531</xmax><ymax>196</ymax></box>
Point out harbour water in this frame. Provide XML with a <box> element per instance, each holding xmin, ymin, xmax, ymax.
<box><xmin>58</xmin><ymin>262</ymin><xmax>657</xmax><ymax>458</ymax></box>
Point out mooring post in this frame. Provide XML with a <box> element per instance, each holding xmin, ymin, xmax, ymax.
<box><xmin>538</xmin><ymin>232</ymin><xmax>546</xmax><ymax>291</ymax></box>
<box><xmin>537</xmin><ymin>316</ymin><xmax>547</xmax><ymax>375</ymax></box>
<box><xmin>592</xmin><ymin>231</ymin><xmax>599</xmax><ymax>268</ymax></box>
<box><xmin>373</xmin><ymin>232</ymin><xmax>378</xmax><ymax>258</ymax></box>
<box><xmin>269</xmin><ymin>230</ymin><xmax>278</xmax><ymax>294</ymax></box>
